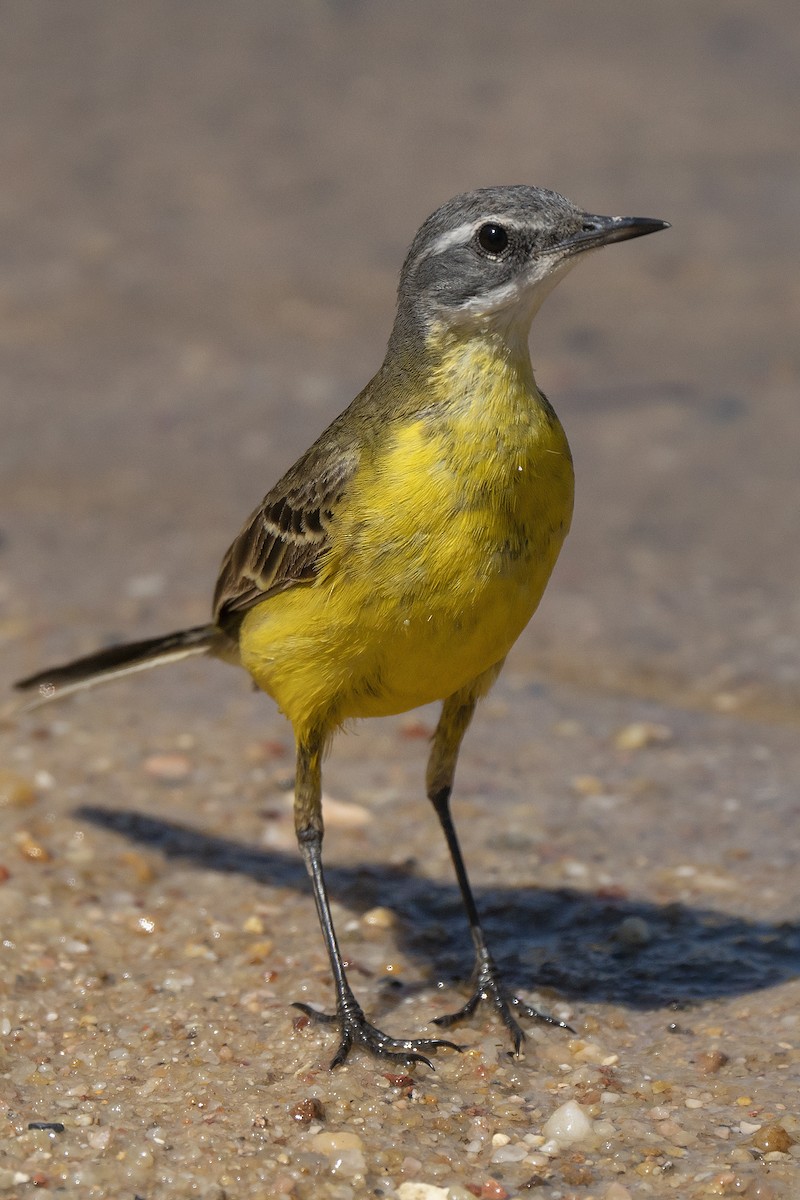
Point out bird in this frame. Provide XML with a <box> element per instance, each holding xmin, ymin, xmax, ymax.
<box><xmin>15</xmin><ymin>185</ymin><xmax>668</xmax><ymax>1068</ymax></box>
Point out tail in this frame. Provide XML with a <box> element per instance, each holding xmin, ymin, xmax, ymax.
<box><xmin>14</xmin><ymin>624</ymin><xmax>217</xmax><ymax>708</ymax></box>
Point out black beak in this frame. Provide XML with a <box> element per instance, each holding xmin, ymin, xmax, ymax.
<box><xmin>564</xmin><ymin>213</ymin><xmax>670</xmax><ymax>254</ymax></box>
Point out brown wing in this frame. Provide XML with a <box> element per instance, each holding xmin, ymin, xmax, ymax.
<box><xmin>212</xmin><ymin>442</ymin><xmax>359</xmax><ymax>634</ymax></box>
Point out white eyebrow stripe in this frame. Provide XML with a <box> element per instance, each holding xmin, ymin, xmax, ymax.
<box><xmin>424</xmin><ymin>221</ymin><xmax>480</xmax><ymax>258</ymax></box>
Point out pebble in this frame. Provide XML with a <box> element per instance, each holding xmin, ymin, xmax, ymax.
<box><xmin>160</xmin><ymin>971</ymin><xmax>195</xmax><ymax>992</ymax></box>
<box><xmin>87</xmin><ymin>1128</ymin><xmax>111</xmax><ymax>1151</ymax></box>
<box><xmin>360</xmin><ymin>906</ymin><xmax>397</xmax><ymax>929</ymax></box>
<box><xmin>542</xmin><ymin>1099</ymin><xmax>594</xmax><ymax>1146</ymax></box>
<box><xmin>751</xmin><ymin>1124</ymin><xmax>794</xmax><ymax>1153</ymax></box>
<box><xmin>289</xmin><ymin>1097</ymin><xmax>325</xmax><ymax>1124</ymax></box>
<box><xmin>698</xmin><ymin>1048</ymin><xmax>729</xmax><ymax>1073</ymax></box>
<box><xmin>397</xmin><ymin>1184</ymin><xmax>450</xmax><ymax>1200</ymax></box>
<box><xmin>571</xmin><ymin>773</ymin><xmax>605</xmax><ymax>796</ymax></box>
<box><xmin>119</xmin><ymin>850</ymin><xmax>155</xmax><ymax>883</ymax></box>
<box><xmin>613</xmin><ymin>721</ymin><xmax>673</xmax><ymax>751</ymax></box>
<box><xmin>318</xmin><ymin>794</ymin><xmax>372</xmax><ymax>827</ymax></box>
<box><xmin>0</xmin><ymin>770</ymin><xmax>37</xmax><ymax>809</ymax></box>
<box><xmin>490</xmin><ymin>1141</ymin><xmax>526</xmax><ymax>1163</ymax></box>
<box><xmin>615</xmin><ymin>915</ymin><xmax>652</xmax><ymax>946</ymax></box>
<box><xmin>142</xmin><ymin>752</ymin><xmax>192</xmax><ymax>782</ymax></box>
<box><xmin>310</xmin><ymin>1130</ymin><xmax>365</xmax><ymax>1176</ymax></box>
<box><xmin>13</xmin><ymin>829</ymin><xmax>51</xmax><ymax>863</ymax></box>
<box><xmin>476</xmin><ymin>1182</ymin><xmax>509</xmax><ymax>1200</ymax></box>
<box><xmin>603</xmin><ymin>1185</ymin><xmax>633</xmax><ymax>1200</ymax></box>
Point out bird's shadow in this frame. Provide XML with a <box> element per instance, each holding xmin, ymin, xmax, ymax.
<box><xmin>76</xmin><ymin>804</ymin><xmax>800</xmax><ymax>1010</ymax></box>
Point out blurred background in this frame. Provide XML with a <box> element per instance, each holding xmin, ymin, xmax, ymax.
<box><xmin>2</xmin><ymin>0</ymin><xmax>799</xmax><ymax>718</ymax></box>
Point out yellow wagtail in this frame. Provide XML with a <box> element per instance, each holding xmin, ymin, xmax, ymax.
<box><xmin>16</xmin><ymin>186</ymin><xmax>668</xmax><ymax>1067</ymax></box>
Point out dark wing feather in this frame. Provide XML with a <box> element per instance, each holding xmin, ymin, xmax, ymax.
<box><xmin>213</xmin><ymin>444</ymin><xmax>359</xmax><ymax>632</ymax></box>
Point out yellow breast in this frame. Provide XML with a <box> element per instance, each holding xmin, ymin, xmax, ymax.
<box><xmin>239</xmin><ymin>335</ymin><xmax>574</xmax><ymax>735</ymax></box>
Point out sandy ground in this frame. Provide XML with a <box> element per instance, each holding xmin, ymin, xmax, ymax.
<box><xmin>2</xmin><ymin>3</ymin><xmax>800</xmax><ymax>1197</ymax></box>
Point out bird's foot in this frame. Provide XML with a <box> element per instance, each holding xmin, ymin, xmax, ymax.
<box><xmin>293</xmin><ymin>995</ymin><xmax>463</xmax><ymax>1070</ymax></box>
<box><xmin>432</xmin><ymin>955</ymin><xmax>572</xmax><ymax>1055</ymax></box>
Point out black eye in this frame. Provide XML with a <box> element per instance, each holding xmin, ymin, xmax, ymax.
<box><xmin>477</xmin><ymin>222</ymin><xmax>509</xmax><ymax>255</ymax></box>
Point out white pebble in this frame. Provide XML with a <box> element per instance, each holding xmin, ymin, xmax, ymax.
<box><xmin>542</xmin><ymin>1099</ymin><xmax>594</xmax><ymax>1146</ymax></box>
<box><xmin>397</xmin><ymin>1183</ymin><xmax>450</xmax><ymax>1200</ymax></box>
<box><xmin>161</xmin><ymin>971</ymin><xmax>195</xmax><ymax>992</ymax></box>
<box><xmin>310</xmin><ymin>1130</ymin><xmax>365</xmax><ymax>1176</ymax></box>
<box><xmin>491</xmin><ymin>1142</ymin><xmax>527</xmax><ymax>1163</ymax></box>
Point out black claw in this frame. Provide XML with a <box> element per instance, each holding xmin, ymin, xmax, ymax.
<box><xmin>292</xmin><ymin>1001</ymin><xmax>338</xmax><ymax>1026</ymax></box>
<box><xmin>292</xmin><ymin>997</ymin><xmax>462</xmax><ymax>1069</ymax></box>
<box><xmin>433</xmin><ymin>957</ymin><xmax>573</xmax><ymax>1053</ymax></box>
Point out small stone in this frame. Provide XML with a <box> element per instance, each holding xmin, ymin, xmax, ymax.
<box><xmin>542</xmin><ymin>1100</ymin><xmax>594</xmax><ymax>1146</ymax></box>
<box><xmin>703</xmin><ymin>1172</ymin><xmax>740</xmax><ymax>1194</ymax></box>
<box><xmin>161</xmin><ymin>971</ymin><xmax>194</xmax><ymax>992</ymax></box>
<box><xmin>383</xmin><ymin>1073</ymin><xmax>414</xmax><ymax>1089</ymax></box>
<box><xmin>310</xmin><ymin>1129</ymin><xmax>365</xmax><ymax>1175</ymax></box>
<box><xmin>571</xmin><ymin>774</ymin><xmax>605</xmax><ymax>796</ymax></box>
<box><xmin>87</xmin><ymin>1127</ymin><xmax>111</xmax><ymax>1150</ymax></box>
<box><xmin>318</xmin><ymin>794</ymin><xmax>372</xmax><ymax>827</ymax></box>
<box><xmin>615</xmin><ymin>916</ymin><xmax>652</xmax><ymax>946</ymax></box>
<box><xmin>119</xmin><ymin>850</ymin><xmax>155</xmax><ymax>883</ymax></box>
<box><xmin>14</xmin><ymin>830</ymin><xmax>51</xmax><ymax>863</ymax></box>
<box><xmin>491</xmin><ymin>1142</ymin><xmax>526</xmax><ymax>1164</ymax></box>
<box><xmin>602</xmin><ymin>1185</ymin><xmax>633</xmax><ymax>1200</ymax></box>
<box><xmin>244</xmin><ymin>738</ymin><xmax>288</xmax><ymax>763</ymax></box>
<box><xmin>398</xmin><ymin>719</ymin><xmax>432</xmax><ymax>740</ymax></box>
<box><xmin>289</xmin><ymin>1097</ymin><xmax>325</xmax><ymax>1124</ymax></box>
<box><xmin>142</xmin><ymin>752</ymin><xmax>192</xmax><ymax>782</ymax></box>
<box><xmin>571</xmin><ymin>1040</ymin><xmax>607</xmax><ymax>1064</ymax></box>
<box><xmin>698</xmin><ymin>1048</ymin><xmax>729</xmax><ymax>1074</ymax></box>
<box><xmin>613</xmin><ymin>721</ymin><xmax>673</xmax><ymax>751</ymax></box>
<box><xmin>246</xmin><ymin>939</ymin><xmax>274</xmax><ymax>964</ymax></box>
<box><xmin>397</xmin><ymin>1184</ymin><xmax>450</xmax><ymax>1200</ymax></box>
<box><xmin>751</xmin><ymin>1123</ymin><xmax>794</xmax><ymax>1153</ymax></box>
<box><xmin>477</xmin><ymin>1182</ymin><xmax>509</xmax><ymax>1200</ymax></box>
<box><xmin>360</xmin><ymin>906</ymin><xmax>397</xmax><ymax>929</ymax></box>
<box><xmin>0</xmin><ymin>771</ymin><xmax>37</xmax><ymax>809</ymax></box>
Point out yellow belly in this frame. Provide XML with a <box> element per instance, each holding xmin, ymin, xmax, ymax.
<box><xmin>239</xmin><ymin>342</ymin><xmax>574</xmax><ymax>739</ymax></box>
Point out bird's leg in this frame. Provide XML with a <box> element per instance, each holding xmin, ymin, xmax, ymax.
<box><xmin>292</xmin><ymin>729</ymin><xmax>461</xmax><ymax>1069</ymax></box>
<box><xmin>427</xmin><ymin>688</ymin><xmax>571</xmax><ymax>1054</ymax></box>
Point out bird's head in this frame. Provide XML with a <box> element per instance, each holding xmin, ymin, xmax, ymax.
<box><xmin>393</xmin><ymin>185</ymin><xmax>668</xmax><ymax>351</ymax></box>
